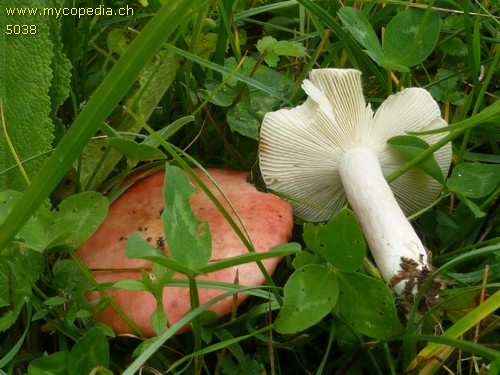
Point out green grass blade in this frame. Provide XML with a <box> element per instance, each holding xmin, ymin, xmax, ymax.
<box><xmin>0</xmin><ymin>0</ymin><xmax>196</xmax><ymax>250</ymax></box>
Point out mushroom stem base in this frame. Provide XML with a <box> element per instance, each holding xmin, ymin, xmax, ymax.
<box><xmin>339</xmin><ymin>146</ymin><xmax>430</xmax><ymax>294</ymax></box>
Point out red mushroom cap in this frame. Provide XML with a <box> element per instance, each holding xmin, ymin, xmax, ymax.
<box><xmin>76</xmin><ymin>168</ymin><xmax>293</xmax><ymax>335</ymax></box>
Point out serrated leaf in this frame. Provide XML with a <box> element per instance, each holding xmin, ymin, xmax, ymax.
<box><xmin>108</xmin><ymin>138</ymin><xmax>166</xmax><ymax>163</ymax></box>
<box><xmin>448</xmin><ymin>163</ymin><xmax>500</xmax><ymax>199</ymax></box>
<box><xmin>383</xmin><ymin>8</ymin><xmax>440</xmax><ymax>69</ymax></box>
<box><xmin>274</xmin><ymin>264</ymin><xmax>338</xmax><ymax>334</ymax></box>
<box><xmin>68</xmin><ymin>327</ymin><xmax>109</xmax><ymax>375</ymax></box>
<box><xmin>311</xmin><ymin>209</ymin><xmax>365</xmax><ymax>271</ymax></box>
<box><xmin>0</xmin><ymin>0</ymin><xmax>57</xmax><ymax>190</ymax></box>
<box><xmin>338</xmin><ymin>7</ymin><xmax>385</xmax><ymax>64</ymax></box>
<box><xmin>49</xmin><ymin>192</ymin><xmax>109</xmax><ymax>249</ymax></box>
<box><xmin>387</xmin><ymin>135</ymin><xmax>446</xmax><ymax>184</ymax></box>
<box><xmin>46</xmin><ymin>7</ymin><xmax>71</xmax><ymax>117</ymax></box>
<box><xmin>337</xmin><ymin>272</ymin><xmax>403</xmax><ymax>339</ymax></box>
<box><xmin>162</xmin><ymin>165</ymin><xmax>212</xmax><ymax>270</ymax></box>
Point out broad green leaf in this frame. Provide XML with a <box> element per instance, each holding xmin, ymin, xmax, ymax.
<box><xmin>48</xmin><ymin>192</ymin><xmax>109</xmax><ymax>249</ymax></box>
<box><xmin>151</xmin><ymin>305</ymin><xmax>168</xmax><ymax>336</ymax></box>
<box><xmin>162</xmin><ymin>164</ymin><xmax>212</xmax><ymax>269</ymax></box>
<box><xmin>257</xmin><ymin>36</ymin><xmax>306</xmax><ymax>67</ymax></box>
<box><xmin>382</xmin><ymin>8</ymin><xmax>440</xmax><ymax>69</ymax></box>
<box><xmin>227</xmin><ymin>93</ymin><xmax>274</xmax><ymax>139</ymax></box>
<box><xmin>225</xmin><ymin>58</ymin><xmax>291</xmax><ymax>139</ymax></box>
<box><xmin>200</xmin><ymin>79</ymin><xmax>239</xmax><ymax>107</ymax></box>
<box><xmin>387</xmin><ymin>135</ymin><xmax>446</xmax><ymax>184</ymax></box>
<box><xmin>0</xmin><ymin>0</ymin><xmax>195</xmax><ymax>251</ymax></box>
<box><xmin>338</xmin><ymin>7</ymin><xmax>385</xmax><ymax>64</ymax></box>
<box><xmin>28</xmin><ymin>351</ymin><xmax>69</xmax><ymax>375</ymax></box>
<box><xmin>0</xmin><ymin>191</ymin><xmax>51</xmax><ymax>252</ymax></box>
<box><xmin>52</xmin><ymin>259</ymin><xmax>87</xmax><ymax>290</ymax></box>
<box><xmin>274</xmin><ymin>264</ymin><xmax>338</xmax><ymax>334</ymax></box>
<box><xmin>448</xmin><ymin>163</ymin><xmax>500</xmax><ymax>198</ymax></box>
<box><xmin>108</xmin><ymin>138</ymin><xmax>166</xmax><ymax>163</ymax></box>
<box><xmin>313</xmin><ymin>209</ymin><xmax>365</xmax><ymax>271</ymax></box>
<box><xmin>126</xmin><ymin>233</ymin><xmax>202</xmax><ymax>277</ymax></box>
<box><xmin>68</xmin><ymin>327</ymin><xmax>109</xmax><ymax>375</ymax></box>
<box><xmin>337</xmin><ymin>272</ymin><xmax>403</xmax><ymax>339</ymax></box>
<box><xmin>0</xmin><ymin>0</ymin><xmax>61</xmax><ymax>191</ymax></box>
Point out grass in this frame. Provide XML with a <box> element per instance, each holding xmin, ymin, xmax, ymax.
<box><xmin>1</xmin><ymin>0</ymin><xmax>499</xmax><ymax>374</ymax></box>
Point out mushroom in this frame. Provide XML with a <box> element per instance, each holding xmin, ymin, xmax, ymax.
<box><xmin>76</xmin><ymin>168</ymin><xmax>293</xmax><ymax>335</ymax></box>
<box><xmin>259</xmin><ymin>69</ymin><xmax>452</xmax><ymax>294</ymax></box>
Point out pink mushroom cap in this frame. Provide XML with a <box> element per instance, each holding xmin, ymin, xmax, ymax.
<box><xmin>76</xmin><ymin>168</ymin><xmax>293</xmax><ymax>336</ymax></box>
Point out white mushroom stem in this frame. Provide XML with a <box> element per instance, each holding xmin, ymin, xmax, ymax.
<box><xmin>339</xmin><ymin>146</ymin><xmax>429</xmax><ymax>294</ymax></box>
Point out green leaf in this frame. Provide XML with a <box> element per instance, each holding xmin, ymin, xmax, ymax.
<box><xmin>28</xmin><ymin>351</ymin><xmax>69</xmax><ymax>375</ymax></box>
<box><xmin>113</xmin><ymin>279</ymin><xmax>149</xmax><ymax>292</ymax></box>
<box><xmin>200</xmin><ymin>79</ymin><xmax>239</xmax><ymax>107</ymax></box>
<box><xmin>274</xmin><ymin>264</ymin><xmax>338</xmax><ymax>334</ymax></box>
<box><xmin>0</xmin><ymin>248</ymin><xmax>44</xmax><ymax>331</ymax></box>
<box><xmin>0</xmin><ymin>0</ymin><xmax>58</xmax><ymax>191</ymax></box>
<box><xmin>257</xmin><ymin>36</ymin><xmax>306</xmax><ymax>67</ymax></box>
<box><xmin>108</xmin><ymin>138</ymin><xmax>166</xmax><ymax>163</ymax></box>
<box><xmin>162</xmin><ymin>164</ymin><xmax>212</xmax><ymax>269</ymax></box>
<box><xmin>338</xmin><ymin>7</ymin><xmax>385</xmax><ymax>64</ymax></box>
<box><xmin>448</xmin><ymin>163</ymin><xmax>500</xmax><ymax>199</ymax></box>
<box><xmin>0</xmin><ymin>0</ymin><xmax>195</xmax><ymax>250</ymax></box>
<box><xmin>142</xmin><ymin>116</ymin><xmax>194</xmax><ymax>148</ymax></box>
<box><xmin>428</xmin><ymin>69</ymin><xmax>465</xmax><ymax>106</ymax></box>
<box><xmin>0</xmin><ymin>190</ymin><xmax>51</xmax><ymax>252</ymax></box>
<box><xmin>382</xmin><ymin>8</ymin><xmax>440</xmax><ymax>69</ymax></box>
<box><xmin>46</xmin><ymin>8</ymin><xmax>72</xmax><ymax>118</ymax></box>
<box><xmin>387</xmin><ymin>135</ymin><xmax>446</xmax><ymax>184</ymax></box>
<box><xmin>52</xmin><ymin>259</ymin><xmax>87</xmax><ymax>290</ymax></box>
<box><xmin>49</xmin><ymin>192</ymin><xmax>109</xmax><ymax>249</ymax></box>
<box><xmin>151</xmin><ymin>305</ymin><xmax>168</xmax><ymax>336</ymax></box>
<box><xmin>68</xmin><ymin>327</ymin><xmax>109</xmax><ymax>375</ymax></box>
<box><xmin>337</xmin><ymin>272</ymin><xmax>403</xmax><ymax>339</ymax></box>
<box><xmin>79</xmin><ymin>49</ymin><xmax>182</xmax><ymax>189</ymax></box>
<box><xmin>453</xmin><ymin>192</ymin><xmax>486</xmax><ymax>218</ymax></box>
<box><xmin>126</xmin><ymin>233</ymin><xmax>202</xmax><ymax>276</ymax></box>
<box><xmin>227</xmin><ymin>94</ymin><xmax>272</xmax><ymax>139</ymax></box>
<box><xmin>312</xmin><ymin>209</ymin><xmax>365</xmax><ymax>272</ymax></box>
<box><xmin>43</xmin><ymin>296</ymin><xmax>67</xmax><ymax>307</ymax></box>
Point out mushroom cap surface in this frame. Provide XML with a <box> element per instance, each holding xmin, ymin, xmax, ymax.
<box><xmin>259</xmin><ymin>68</ymin><xmax>452</xmax><ymax>222</ymax></box>
<box><xmin>76</xmin><ymin>168</ymin><xmax>293</xmax><ymax>335</ymax></box>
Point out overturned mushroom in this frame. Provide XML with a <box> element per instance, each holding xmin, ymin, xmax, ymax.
<box><xmin>259</xmin><ymin>69</ymin><xmax>452</xmax><ymax>294</ymax></box>
<box><xmin>76</xmin><ymin>168</ymin><xmax>293</xmax><ymax>335</ymax></box>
